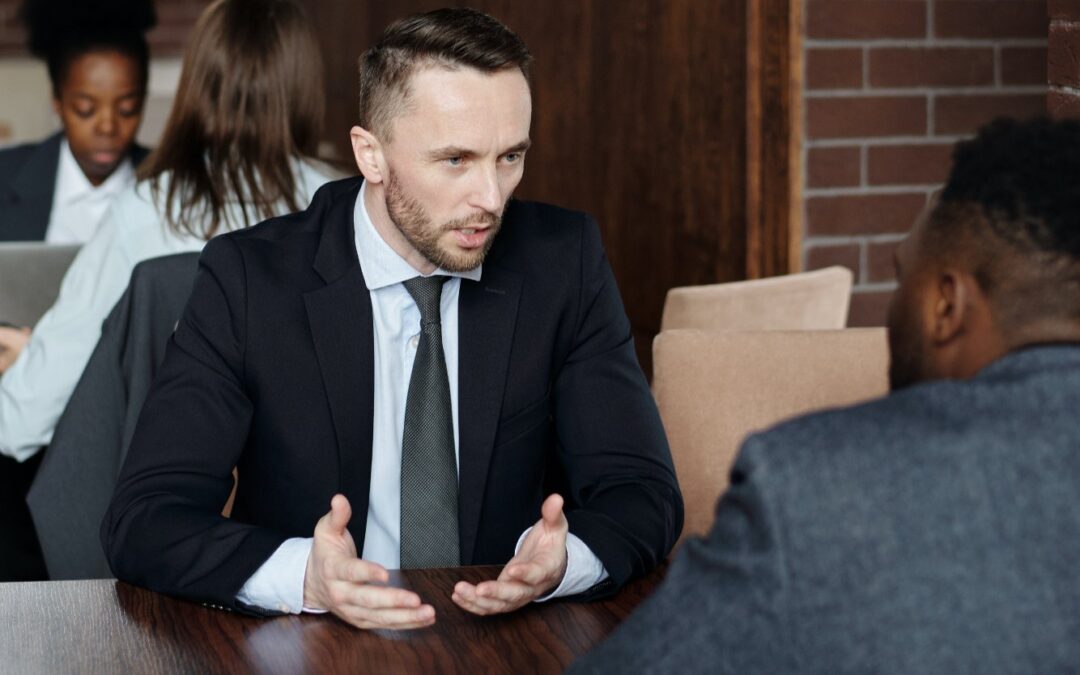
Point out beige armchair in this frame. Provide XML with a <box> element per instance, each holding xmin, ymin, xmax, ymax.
<box><xmin>653</xmin><ymin>328</ymin><xmax>890</xmax><ymax>543</ymax></box>
<box><xmin>660</xmin><ymin>266</ymin><xmax>854</xmax><ymax>332</ymax></box>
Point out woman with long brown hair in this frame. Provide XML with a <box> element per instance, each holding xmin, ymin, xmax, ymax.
<box><xmin>0</xmin><ymin>0</ymin><xmax>336</xmax><ymax>488</ymax></box>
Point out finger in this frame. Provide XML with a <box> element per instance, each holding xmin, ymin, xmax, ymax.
<box><xmin>347</xmin><ymin>604</ymin><xmax>435</xmax><ymax>630</ymax></box>
<box><xmin>459</xmin><ymin>578</ymin><xmax>533</xmax><ymax>607</ymax></box>
<box><xmin>540</xmin><ymin>493</ymin><xmax>566</xmax><ymax>528</ymax></box>
<box><xmin>452</xmin><ymin>582</ymin><xmax>524</xmax><ymax>615</ymax></box>
<box><xmin>501</xmin><ymin>560</ymin><xmax>550</xmax><ymax>586</ymax></box>
<box><xmin>337</xmin><ymin>582</ymin><xmax>422</xmax><ymax>610</ymax></box>
<box><xmin>328</xmin><ymin>494</ymin><xmax>352</xmax><ymax>534</ymax></box>
<box><xmin>330</xmin><ymin>556</ymin><xmax>389</xmax><ymax>585</ymax></box>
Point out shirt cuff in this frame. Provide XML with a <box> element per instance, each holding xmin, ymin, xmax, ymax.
<box><xmin>236</xmin><ymin>537</ymin><xmax>326</xmax><ymax>614</ymax></box>
<box><xmin>513</xmin><ymin>528</ymin><xmax>609</xmax><ymax>602</ymax></box>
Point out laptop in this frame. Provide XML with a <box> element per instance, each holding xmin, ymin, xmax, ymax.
<box><xmin>0</xmin><ymin>242</ymin><xmax>81</xmax><ymax>327</ymax></box>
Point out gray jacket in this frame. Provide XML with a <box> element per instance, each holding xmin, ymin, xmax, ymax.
<box><xmin>27</xmin><ymin>252</ymin><xmax>199</xmax><ymax>579</ymax></box>
<box><xmin>571</xmin><ymin>345</ymin><xmax>1080</xmax><ymax>674</ymax></box>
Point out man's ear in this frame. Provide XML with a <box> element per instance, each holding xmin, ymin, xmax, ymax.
<box><xmin>928</xmin><ymin>269</ymin><xmax>976</xmax><ymax>345</ymax></box>
<box><xmin>350</xmin><ymin>126</ymin><xmax>386</xmax><ymax>184</ymax></box>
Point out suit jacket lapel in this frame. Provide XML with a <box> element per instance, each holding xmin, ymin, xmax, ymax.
<box><xmin>303</xmin><ymin>182</ymin><xmax>375</xmax><ymax>548</ymax></box>
<box><xmin>457</xmin><ymin>264</ymin><xmax>523</xmax><ymax>563</ymax></box>
<box><xmin>8</xmin><ymin>133</ymin><xmax>62</xmax><ymax>240</ymax></box>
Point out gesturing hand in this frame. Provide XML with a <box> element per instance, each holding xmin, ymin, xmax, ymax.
<box><xmin>452</xmin><ymin>493</ymin><xmax>569</xmax><ymax>616</ymax></box>
<box><xmin>0</xmin><ymin>326</ymin><xmax>30</xmax><ymax>374</ymax></box>
<box><xmin>304</xmin><ymin>494</ymin><xmax>435</xmax><ymax>630</ymax></box>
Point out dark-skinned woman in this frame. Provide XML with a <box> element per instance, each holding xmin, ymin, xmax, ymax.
<box><xmin>0</xmin><ymin>0</ymin><xmax>154</xmax><ymax>243</ymax></box>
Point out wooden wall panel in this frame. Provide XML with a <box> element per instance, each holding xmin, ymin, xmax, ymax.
<box><xmin>304</xmin><ymin>0</ymin><xmax>801</xmax><ymax>374</ymax></box>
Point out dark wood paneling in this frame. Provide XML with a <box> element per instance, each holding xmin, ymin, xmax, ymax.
<box><xmin>305</xmin><ymin>0</ymin><xmax>801</xmax><ymax>373</ymax></box>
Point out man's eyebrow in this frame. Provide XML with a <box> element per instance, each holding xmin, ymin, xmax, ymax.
<box><xmin>425</xmin><ymin>139</ymin><xmax>532</xmax><ymax>160</ymax></box>
<box><xmin>427</xmin><ymin>145</ymin><xmax>474</xmax><ymax>159</ymax></box>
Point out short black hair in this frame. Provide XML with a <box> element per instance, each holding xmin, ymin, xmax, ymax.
<box><xmin>20</xmin><ymin>0</ymin><xmax>156</xmax><ymax>96</ymax></box>
<box><xmin>926</xmin><ymin>117</ymin><xmax>1080</xmax><ymax>325</ymax></box>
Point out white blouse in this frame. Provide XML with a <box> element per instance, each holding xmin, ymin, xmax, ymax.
<box><xmin>0</xmin><ymin>160</ymin><xmax>337</xmax><ymax>461</ymax></box>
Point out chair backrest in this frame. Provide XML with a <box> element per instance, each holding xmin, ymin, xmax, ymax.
<box><xmin>660</xmin><ymin>265</ymin><xmax>853</xmax><ymax>332</ymax></box>
<box><xmin>653</xmin><ymin>328</ymin><xmax>890</xmax><ymax>543</ymax></box>
<box><xmin>27</xmin><ymin>253</ymin><xmax>201</xmax><ymax>579</ymax></box>
<box><xmin>0</xmin><ymin>242</ymin><xmax>80</xmax><ymax>327</ymax></box>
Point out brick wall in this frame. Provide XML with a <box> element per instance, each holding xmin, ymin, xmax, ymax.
<box><xmin>1049</xmin><ymin>0</ymin><xmax>1080</xmax><ymax>114</ymax></box>
<box><xmin>0</xmin><ymin>0</ymin><xmax>207</xmax><ymax>56</ymax></box>
<box><xmin>802</xmin><ymin>0</ymin><xmax>1048</xmax><ymax>326</ymax></box>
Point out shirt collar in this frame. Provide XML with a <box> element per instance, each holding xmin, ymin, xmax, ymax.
<box><xmin>55</xmin><ymin>138</ymin><xmax>135</xmax><ymax>205</ymax></box>
<box><xmin>353</xmin><ymin>180</ymin><xmax>483</xmax><ymax>291</ymax></box>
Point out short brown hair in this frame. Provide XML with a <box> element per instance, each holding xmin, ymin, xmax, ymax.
<box><xmin>358</xmin><ymin>8</ymin><xmax>532</xmax><ymax>140</ymax></box>
<box><xmin>140</xmin><ymin>0</ymin><xmax>325</xmax><ymax>240</ymax></box>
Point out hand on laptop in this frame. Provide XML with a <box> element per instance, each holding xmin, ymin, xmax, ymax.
<box><xmin>0</xmin><ymin>325</ymin><xmax>30</xmax><ymax>373</ymax></box>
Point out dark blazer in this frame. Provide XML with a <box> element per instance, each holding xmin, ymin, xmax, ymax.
<box><xmin>571</xmin><ymin>345</ymin><xmax>1080</xmax><ymax>675</ymax></box>
<box><xmin>0</xmin><ymin>132</ymin><xmax>150</xmax><ymax>241</ymax></box>
<box><xmin>28</xmin><ymin>253</ymin><xmax>200</xmax><ymax>580</ymax></box>
<box><xmin>102</xmin><ymin>177</ymin><xmax>682</xmax><ymax>612</ymax></box>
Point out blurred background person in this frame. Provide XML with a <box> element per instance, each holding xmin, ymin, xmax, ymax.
<box><xmin>0</xmin><ymin>0</ymin><xmax>155</xmax><ymax>244</ymax></box>
<box><xmin>0</xmin><ymin>0</ymin><xmax>335</xmax><ymax>581</ymax></box>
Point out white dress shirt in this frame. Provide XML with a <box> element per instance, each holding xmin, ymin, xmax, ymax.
<box><xmin>45</xmin><ymin>140</ymin><xmax>135</xmax><ymax>244</ymax></box>
<box><xmin>237</xmin><ymin>182</ymin><xmax>608</xmax><ymax>613</ymax></box>
<box><xmin>0</xmin><ymin>161</ymin><xmax>334</xmax><ymax>462</ymax></box>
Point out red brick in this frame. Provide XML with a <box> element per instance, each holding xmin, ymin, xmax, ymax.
<box><xmin>1002</xmin><ymin>46</ymin><xmax>1048</xmax><ymax>85</ymax></box>
<box><xmin>848</xmin><ymin>290</ymin><xmax>894</xmax><ymax>327</ymax></box>
<box><xmin>867</xmin><ymin>240</ymin><xmax>903</xmax><ymax>283</ymax></box>
<box><xmin>807</xmin><ymin>96</ymin><xmax>927</xmax><ymax>139</ymax></box>
<box><xmin>806</xmin><ymin>193</ymin><xmax>927</xmax><ymax>237</ymax></box>
<box><xmin>869</xmin><ymin>48</ymin><xmax>995</xmax><ymax>88</ymax></box>
<box><xmin>935</xmin><ymin>94</ymin><xmax>1047</xmax><ymax>134</ymax></box>
<box><xmin>806</xmin><ymin>0</ymin><xmax>927</xmax><ymax>39</ymax></box>
<box><xmin>1049</xmin><ymin>23</ymin><xmax>1080</xmax><ymax>88</ymax></box>
<box><xmin>935</xmin><ymin>1</ymin><xmax>1048</xmax><ymax>39</ymax></box>
<box><xmin>1048</xmin><ymin>89</ymin><xmax>1080</xmax><ymax>118</ymax></box>
<box><xmin>807</xmin><ymin>48</ymin><xmax>863</xmax><ymax>90</ymax></box>
<box><xmin>806</xmin><ymin>243</ymin><xmax>861</xmax><ymax>276</ymax></box>
<box><xmin>0</xmin><ymin>121</ymin><xmax>10</xmax><ymax>142</ymax></box>
<box><xmin>1050</xmin><ymin>0</ymin><xmax>1080</xmax><ymax>20</ymax></box>
<box><xmin>808</xmin><ymin>146</ymin><xmax>861</xmax><ymax>187</ymax></box>
<box><xmin>867</xmin><ymin>143</ymin><xmax>954</xmax><ymax>186</ymax></box>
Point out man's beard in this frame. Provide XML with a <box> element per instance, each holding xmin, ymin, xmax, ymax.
<box><xmin>385</xmin><ymin>171</ymin><xmax>502</xmax><ymax>273</ymax></box>
<box><xmin>886</xmin><ymin>317</ymin><xmax>928</xmax><ymax>391</ymax></box>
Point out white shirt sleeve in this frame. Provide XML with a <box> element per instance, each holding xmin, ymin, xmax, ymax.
<box><xmin>0</xmin><ymin>209</ymin><xmax>136</xmax><ymax>461</ymax></box>
<box><xmin>515</xmin><ymin>528</ymin><xmax>610</xmax><ymax>601</ymax></box>
<box><xmin>236</xmin><ymin>537</ymin><xmax>322</xmax><ymax>614</ymax></box>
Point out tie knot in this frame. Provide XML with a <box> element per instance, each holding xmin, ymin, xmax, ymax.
<box><xmin>403</xmin><ymin>275</ymin><xmax>447</xmax><ymax>324</ymax></box>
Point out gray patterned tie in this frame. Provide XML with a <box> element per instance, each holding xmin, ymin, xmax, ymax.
<box><xmin>399</xmin><ymin>275</ymin><xmax>460</xmax><ymax>568</ymax></box>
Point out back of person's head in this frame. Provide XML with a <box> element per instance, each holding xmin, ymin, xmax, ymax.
<box><xmin>926</xmin><ymin>117</ymin><xmax>1080</xmax><ymax>332</ymax></box>
<box><xmin>21</xmin><ymin>0</ymin><xmax>154</xmax><ymax>98</ymax></box>
<box><xmin>887</xmin><ymin>117</ymin><xmax>1080</xmax><ymax>389</ymax></box>
<box><xmin>141</xmin><ymin>0</ymin><xmax>325</xmax><ymax>240</ymax></box>
<box><xmin>357</xmin><ymin>7</ymin><xmax>531</xmax><ymax>141</ymax></box>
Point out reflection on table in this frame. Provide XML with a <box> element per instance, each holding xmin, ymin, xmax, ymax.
<box><xmin>0</xmin><ymin>564</ymin><xmax>665</xmax><ymax>674</ymax></box>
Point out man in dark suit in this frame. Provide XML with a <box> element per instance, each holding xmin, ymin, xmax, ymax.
<box><xmin>570</xmin><ymin>116</ymin><xmax>1080</xmax><ymax>674</ymax></box>
<box><xmin>102</xmin><ymin>8</ymin><xmax>681</xmax><ymax>631</ymax></box>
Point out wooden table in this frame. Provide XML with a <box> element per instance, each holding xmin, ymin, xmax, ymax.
<box><xmin>0</xmin><ymin>565</ymin><xmax>664</xmax><ymax>674</ymax></box>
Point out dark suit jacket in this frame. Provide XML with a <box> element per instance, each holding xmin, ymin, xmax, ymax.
<box><xmin>571</xmin><ymin>345</ymin><xmax>1080</xmax><ymax>675</ymax></box>
<box><xmin>28</xmin><ymin>253</ymin><xmax>200</xmax><ymax>580</ymax></box>
<box><xmin>102</xmin><ymin>177</ymin><xmax>683</xmax><ymax>612</ymax></box>
<box><xmin>0</xmin><ymin>132</ymin><xmax>150</xmax><ymax>241</ymax></box>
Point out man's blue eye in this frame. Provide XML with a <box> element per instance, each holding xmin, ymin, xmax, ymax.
<box><xmin>446</xmin><ymin>157</ymin><xmax>463</xmax><ymax>166</ymax></box>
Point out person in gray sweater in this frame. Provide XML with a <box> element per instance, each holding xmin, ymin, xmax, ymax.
<box><xmin>570</xmin><ymin>116</ymin><xmax>1080</xmax><ymax>675</ymax></box>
